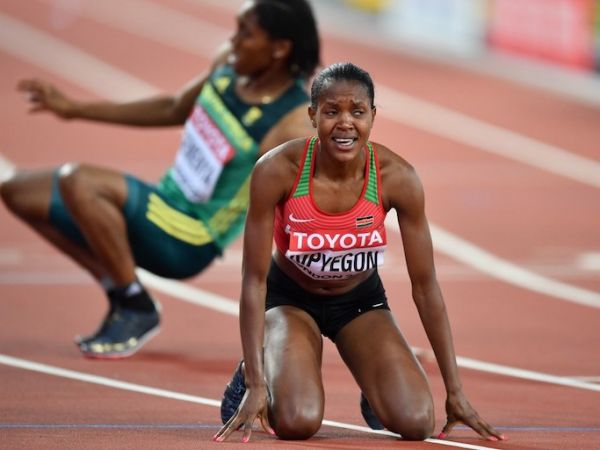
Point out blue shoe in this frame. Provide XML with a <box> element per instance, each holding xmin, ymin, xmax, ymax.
<box><xmin>220</xmin><ymin>360</ymin><xmax>246</xmax><ymax>424</ymax></box>
<box><xmin>360</xmin><ymin>393</ymin><xmax>384</xmax><ymax>430</ymax></box>
<box><xmin>77</xmin><ymin>300</ymin><xmax>161</xmax><ymax>359</ymax></box>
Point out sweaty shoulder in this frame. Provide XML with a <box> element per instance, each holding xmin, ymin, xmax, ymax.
<box><xmin>371</xmin><ymin>142</ymin><xmax>423</xmax><ymax>213</ymax></box>
<box><xmin>259</xmin><ymin>104</ymin><xmax>312</xmax><ymax>155</ymax></box>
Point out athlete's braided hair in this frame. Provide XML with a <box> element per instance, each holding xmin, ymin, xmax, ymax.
<box><xmin>310</xmin><ymin>62</ymin><xmax>375</xmax><ymax>109</ymax></box>
<box><xmin>254</xmin><ymin>0</ymin><xmax>321</xmax><ymax>79</ymax></box>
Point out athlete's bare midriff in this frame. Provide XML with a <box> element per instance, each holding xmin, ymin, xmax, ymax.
<box><xmin>273</xmin><ymin>250</ymin><xmax>374</xmax><ymax>296</ymax></box>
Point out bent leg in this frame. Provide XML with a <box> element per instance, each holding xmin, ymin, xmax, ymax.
<box><xmin>1</xmin><ymin>168</ymin><xmax>107</xmax><ymax>280</ymax></box>
<box><xmin>57</xmin><ymin>163</ymin><xmax>135</xmax><ymax>285</ymax></box>
<box><xmin>2</xmin><ymin>165</ymin><xmax>162</xmax><ymax>357</ymax></box>
<box><xmin>57</xmin><ymin>165</ymin><xmax>164</xmax><ymax>356</ymax></box>
<box><xmin>264</xmin><ymin>306</ymin><xmax>324</xmax><ymax>440</ymax></box>
<box><xmin>335</xmin><ymin>310</ymin><xmax>435</xmax><ymax>440</ymax></box>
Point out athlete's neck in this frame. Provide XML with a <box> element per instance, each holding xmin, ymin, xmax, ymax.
<box><xmin>237</xmin><ymin>67</ymin><xmax>294</xmax><ymax>104</ymax></box>
<box><xmin>314</xmin><ymin>142</ymin><xmax>366</xmax><ymax>182</ymax></box>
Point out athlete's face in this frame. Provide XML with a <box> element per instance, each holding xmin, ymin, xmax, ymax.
<box><xmin>309</xmin><ymin>80</ymin><xmax>376</xmax><ymax>163</ymax></box>
<box><xmin>228</xmin><ymin>2</ymin><xmax>284</xmax><ymax>76</ymax></box>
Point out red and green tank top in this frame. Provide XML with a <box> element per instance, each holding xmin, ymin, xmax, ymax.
<box><xmin>274</xmin><ymin>137</ymin><xmax>387</xmax><ymax>280</ymax></box>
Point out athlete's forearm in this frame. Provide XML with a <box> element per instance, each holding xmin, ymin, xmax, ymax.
<box><xmin>239</xmin><ymin>279</ymin><xmax>267</xmax><ymax>388</ymax></box>
<box><xmin>414</xmin><ymin>285</ymin><xmax>463</xmax><ymax>394</ymax></box>
<box><xmin>69</xmin><ymin>95</ymin><xmax>187</xmax><ymax>127</ymax></box>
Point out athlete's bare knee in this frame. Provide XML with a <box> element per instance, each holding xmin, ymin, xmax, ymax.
<box><xmin>1</xmin><ymin>172</ymin><xmax>26</xmax><ymax>216</ymax></box>
<box><xmin>388</xmin><ymin>406</ymin><xmax>434</xmax><ymax>441</ymax></box>
<box><xmin>271</xmin><ymin>404</ymin><xmax>322</xmax><ymax>440</ymax></box>
<box><xmin>58</xmin><ymin>162</ymin><xmax>83</xmax><ymax>187</ymax></box>
<box><xmin>58</xmin><ymin>163</ymin><xmax>92</xmax><ymax>201</ymax></box>
<box><xmin>1</xmin><ymin>180</ymin><xmax>15</xmax><ymax>213</ymax></box>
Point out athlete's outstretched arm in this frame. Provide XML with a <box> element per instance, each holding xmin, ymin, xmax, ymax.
<box><xmin>382</xmin><ymin>148</ymin><xmax>505</xmax><ymax>442</ymax></box>
<box><xmin>16</xmin><ymin>43</ymin><xmax>231</xmax><ymax>127</ymax></box>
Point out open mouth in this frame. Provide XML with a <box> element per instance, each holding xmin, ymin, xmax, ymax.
<box><xmin>332</xmin><ymin>137</ymin><xmax>357</xmax><ymax>149</ymax></box>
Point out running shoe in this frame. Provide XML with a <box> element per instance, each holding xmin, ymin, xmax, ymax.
<box><xmin>74</xmin><ymin>291</ymin><xmax>118</xmax><ymax>346</ymax></box>
<box><xmin>220</xmin><ymin>360</ymin><xmax>246</xmax><ymax>424</ymax></box>
<box><xmin>77</xmin><ymin>300</ymin><xmax>161</xmax><ymax>359</ymax></box>
<box><xmin>360</xmin><ymin>392</ymin><xmax>384</xmax><ymax>430</ymax></box>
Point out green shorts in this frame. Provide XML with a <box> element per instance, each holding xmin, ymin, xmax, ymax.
<box><xmin>49</xmin><ymin>173</ymin><xmax>219</xmax><ymax>279</ymax></box>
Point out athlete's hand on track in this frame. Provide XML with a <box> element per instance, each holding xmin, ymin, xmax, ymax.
<box><xmin>438</xmin><ymin>391</ymin><xmax>506</xmax><ymax>442</ymax></box>
<box><xmin>17</xmin><ymin>79</ymin><xmax>76</xmax><ymax>118</ymax></box>
<box><xmin>213</xmin><ymin>385</ymin><xmax>274</xmax><ymax>443</ymax></box>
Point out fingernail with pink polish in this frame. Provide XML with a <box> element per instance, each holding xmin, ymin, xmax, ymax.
<box><xmin>242</xmin><ymin>437</ymin><xmax>249</xmax><ymax>443</ymax></box>
<box><xmin>437</xmin><ymin>432</ymin><xmax>446</xmax><ymax>439</ymax></box>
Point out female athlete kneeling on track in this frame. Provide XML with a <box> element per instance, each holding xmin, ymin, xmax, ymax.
<box><xmin>214</xmin><ymin>62</ymin><xmax>506</xmax><ymax>443</ymax></box>
<box><xmin>1</xmin><ymin>1</ymin><xmax>320</xmax><ymax>359</ymax></box>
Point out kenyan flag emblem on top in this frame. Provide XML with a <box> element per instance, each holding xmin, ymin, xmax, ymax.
<box><xmin>356</xmin><ymin>215</ymin><xmax>374</xmax><ymax>228</ymax></box>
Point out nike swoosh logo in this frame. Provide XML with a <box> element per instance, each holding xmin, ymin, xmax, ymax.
<box><xmin>289</xmin><ymin>213</ymin><xmax>315</xmax><ymax>223</ymax></box>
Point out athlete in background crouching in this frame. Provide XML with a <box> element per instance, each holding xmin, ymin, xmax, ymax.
<box><xmin>1</xmin><ymin>0</ymin><xmax>320</xmax><ymax>359</ymax></box>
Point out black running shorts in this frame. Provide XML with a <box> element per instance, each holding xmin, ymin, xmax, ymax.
<box><xmin>266</xmin><ymin>260</ymin><xmax>390</xmax><ymax>341</ymax></box>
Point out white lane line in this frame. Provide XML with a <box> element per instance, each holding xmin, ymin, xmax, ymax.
<box><xmin>375</xmin><ymin>85</ymin><xmax>600</xmax><ymax>189</ymax></box>
<box><xmin>376</xmin><ymin>213</ymin><xmax>600</xmax><ymax>310</ymax></box>
<box><xmin>570</xmin><ymin>376</ymin><xmax>600</xmax><ymax>383</ymax></box>
<box><xmin>0</xmin><ymin>354</ymin><xmax>498</xmax><ymax>449</ymax></box>
<box><xmin>577</xmin><ymin>252</ymin><xmax>600</xmax><ymax>271</ymax></box>
<box><xmin>321</xmin><ymin>421</ymin><xmax>497</xmax><ymax>450</ymax></box>
<box><xmin>53</xmin><ymin>0</ymin><xmax>600</xmax><ymax>189</ymax></box>
<box><xmin>416</xmin><ymin>219</ymin><xmax>600</xmax><ymax>309</ymax></box>
<box><xmin>137</xmin><ymin>269</ymin><xmax>600</xmax><ymax>393</ymax></box>
<box><xmin>0</xmin><ymin>353</ymin><xmax>219</xmax><ymax>407</ymax></box>
<box><xmin>140</xmin><ymin>270</ymin><xmax>239</xmax><ymax>316</ymax></box>
<box><xmin>413</xmin><ymin>348</ymin><xmax>600</xmax><ymax>392</ymax></box>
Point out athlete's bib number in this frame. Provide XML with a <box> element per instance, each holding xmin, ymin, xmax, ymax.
<box><xmin>172</xmin><ymin>106</ymin><xmax>235</xmax><ymax>203</ymax></box>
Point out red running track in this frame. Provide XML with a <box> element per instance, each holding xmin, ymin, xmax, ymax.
<box><xmin>1</xmin><ymin>0</ymin><xmax>599</xmax><ymax>449</ymax></box>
